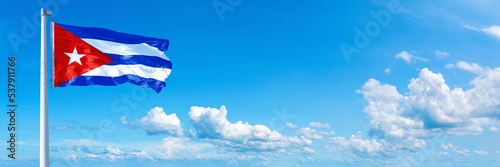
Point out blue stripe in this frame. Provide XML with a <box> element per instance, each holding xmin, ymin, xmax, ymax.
<box><xmin>105</xmin><ymin>54</ymin><xmax>173</xmax><ymax>69</ymax></box>
<box><xmin>58</xmin><ymin>75</ymin><xmax>166</xmax><ymax>93</ymax></box>
<box><xmin>56</xmin><ymin>23</ymin><xmax>169</xmax><ymax>52</ymax></box>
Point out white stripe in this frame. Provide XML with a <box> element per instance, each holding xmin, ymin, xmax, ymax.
<box><xmin>81</xmin><ymin>64</ymin><xmax>171</xmax><ymax>81</ymax></box>
<box><xmin>82</xmin><ymin>38</ymin><xmax>170</xmax><ymax>60</ymax></box>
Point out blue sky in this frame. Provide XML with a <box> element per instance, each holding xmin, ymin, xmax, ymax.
<box><xmin>1</xmin><ymin>0</ymin><xmax>500</xmax><ymax>166</ymax></box>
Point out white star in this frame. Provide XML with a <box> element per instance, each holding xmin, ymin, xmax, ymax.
<box><xmin>65</xmin><ymin>47</ymin><xmax>86</xmax><ymax>65</ymax></box>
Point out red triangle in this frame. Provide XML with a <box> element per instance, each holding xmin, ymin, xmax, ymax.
<box><xmin>53</xmin><ymin>23</ymin><xmax>114</xmax><ymax>87</ymax></box>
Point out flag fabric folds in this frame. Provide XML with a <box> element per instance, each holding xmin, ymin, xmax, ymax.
<box><xmin>52</xmin><ymin>23</ymin><xmax>171</xmax><ymax>93</ymax></box>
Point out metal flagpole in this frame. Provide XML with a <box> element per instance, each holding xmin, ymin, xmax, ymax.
<box><xmin>40</xmin><ymin>8</ymin><xmax>51</xmax><ymax>167</ymax></box>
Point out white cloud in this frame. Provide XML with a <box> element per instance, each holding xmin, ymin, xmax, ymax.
<box><xmin>54</xmin><ymin>125</ymin><xmax>73</xmax><ymax>130</ymax></box>
<box><xmin>318</xmin><ymin>130</ymin><xmax>336</xmax><ymax>136</ymax></box>
<box><xmin>303</xmin><ymin>147</ymin><xmax>315</xmax><ymax>154</ymax></box>
<box><xmin>65</xmin><ymin>155</ymin><xmax>78</xmax><ymax>163</ymax></box>
<box><xmin>482</xmin><ymin>25</ymin><xmax>500</xmax><ymax>40</ymax></box>
<box><xmin>440</xmin><ymin>143</ymin><xmax>471</xmax><ymax>156</ymax></box>
<box><xmin>308</xmin><ymin>122</ymin><xmax>330</xmax><ymax>129</ymax></box>
<box><xmin>474</xmin><ymin>150</ymin><xmax>489</xmax><ymax>156</ymax></box>
<box><xmin>352</xmin><ymin>66</ymin><xmax>500</xmax><ymax>158</ymax></box>
<box><xmin>188</xmin><ymin>129</ymin><xmax>198</xmax><ymax>138</ymax></box>
<box><xmin>444</xmin><ymin>63</ymin><xmax>455</xmax><ymax>69</ymax></box>
<box><xmin>292</xmin><ymin>147</ymin><xmax>316</xmax><ymax>155</ymax></box>
<box><xmin>105</xmin><ymin>145</ymin><xmax>124</xmax><ymax>155</ymax></box>
<box><xmin>395</xmin><ymin>51</ymin><xmax>429</xmax><ymax>63</ymax></box>
<box><xmin>327</xmin><ymin>131</ymin><xmax>386</xmax><ymax>158</ymax></box>
<box><xmin>396</xmin><ymin>51</ymin><xmax>412</xmax><ymax>63</ymax></box>
<box><xmin>296</xmin><ymin>127</ymin><xmax>335</xmax><ymax>140</ymax></box>
<box><xmin>456</xmin><ymin>61</ymin><xmax>484</xmax><ymax>74</ymax></box>
<box><xmin>464</xmin><ymin>24</ymin><xmax>479</xmax><ymax>31</ymax></box>
<box><xmin>156</xmin><ymin>137</ymin><xmax>213</xmax><ymax>160</ymax></box>
<box><xmin>76</xmin><ymin>145</ymin><xmax>153</xmax><ymax>161</ymax></box>
<box><xmin>120</xmin><ymin>116</ymin><xmax>139</xmax><ymax>129</ymax></box>
<box><xmin>384</xmin><ymin>68</ymin><xmax>391</xmax><ymax>74</ymax></box>
<box><xmin>120</xmin><ymin>116</ymin><xmax>128</xmax><ymax>125</ymax></box>
<box><xmin>490</xmin><ymin>127</ymin><xmax>500</xmax><ymax>132</ymax></box>
<box><xmin>326</xmin><ymin>132</ymin><xmax>426</xmax><ymax>159</ymax></box>
<box><xmin>128</xmin><ymin>150</ymin><xmax>153</xmax><ymax>160</ymax></box>
<box><xmin>466</xmin><ymin>25</ymin><xmax>500</xmax><ymax>40</ymax></box>
<box><xmin>285</xmin><ymin>123</ymin><xmax>298</xmax><ymax>129</ymax></box>
<box><xmin>436</xmin><ymin>151</ymin><xmax>451</xmax><ymax>157</ymax></box>
<box><xmin>435</xmin><ymin>50</ymin><xmax>450</xmax><ymax>58</ymax></box>
<box><xmin>358</xmin><ymin>67</ymin><xmax>500</xmax><ymax>139</ymax></box>
<box><xmin>54</xmin><ymin>138</ymin><xmax>213</xmax><ymax>162</ymax></box>
<box><xmin>189</xmin><ymin>105</ymin><xmax>312</xmax><ymax>151</ymax></box>
<box><xmin>158</xmin><ymin>137</ymin><xmax>188</xmax><ymax>158</ymax></box>
<box><xmin>140</xmin><ymin>107</ymin><xmax>184</xmax><ymax>136</ymax></box>
<box><xmin>439</xmin><ymin>143</ymin><xmax>454</xmax><ymax>150</ymax></box>
<box><xmin>86</xmin><ymin>153</ymin><xmax>99</xmax><ymax>158</ymax></box>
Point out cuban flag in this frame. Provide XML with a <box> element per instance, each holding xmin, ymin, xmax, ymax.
<box><xmin>52</xmin><ymin>23</ymin><xmax>171</xmax><ymax>93</ymax></box>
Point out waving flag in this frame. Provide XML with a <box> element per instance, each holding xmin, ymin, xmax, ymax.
<box><xmin>52</xmin><ymin>23</ymin><xmax>171</xmax><ymax>93</ymax></box>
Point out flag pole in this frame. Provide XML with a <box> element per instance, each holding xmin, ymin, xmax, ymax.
<box><xmin>40</xmin><ymin>8</ymin><xmax>51</xmax><ymax>167</ymax></box>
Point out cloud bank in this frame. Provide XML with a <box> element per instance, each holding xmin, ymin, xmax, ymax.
<box><xmin>189</xmin><ymin>105</ymin><xmax>312</xmax><ymax>151</ymax></box>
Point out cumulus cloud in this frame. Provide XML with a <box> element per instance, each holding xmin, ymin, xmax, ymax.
<box><xmin>308</xmin><ymin>122</ymin><xmax>330</xmax><ymax>129</ymax></box>
<box><xmin>189</xmin><ymin>105</ymin><xmax>312</xmax><ymax>151</ymax></box>
<box><xmin>357</xmin><ymin>67</ymin><xmax>500</xmax><ymax>142</ymax></box>
<box><xmin>384</xmin><ymin>68</ymin><xmax>391</xmax><ymax>74</ymax></box>
<box><xmin>158</xmin><ymin>137</ymin><xmax>188</xmax><ymax>158</ymax></box>
<box><xmin>285</xmin><ymin>123</ymin><xmax>298</xmax><ymax>129</ymax></box>
<box><xmin>345</xmin><ymin>66</ymin><xmax>500</xmax><ymax>159</ymax></box>
<box><xmin>456</xmin><ymin>61</ymin><xmax>485</xmax><ymax>74</ymax></box>
<box><xmin>105</xmin><ymin>145</ymin><xmax>124</xmax><ymax>155</ymax></box>
<box><xmin>395</xmin><ymin>51</ymin><xmax>429</xmax><ymax>63</ymax></box>
<box><xmin>140</xmin><ymin>107</ymin><xmax>184</xmax><ymax>136</ymax></box>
